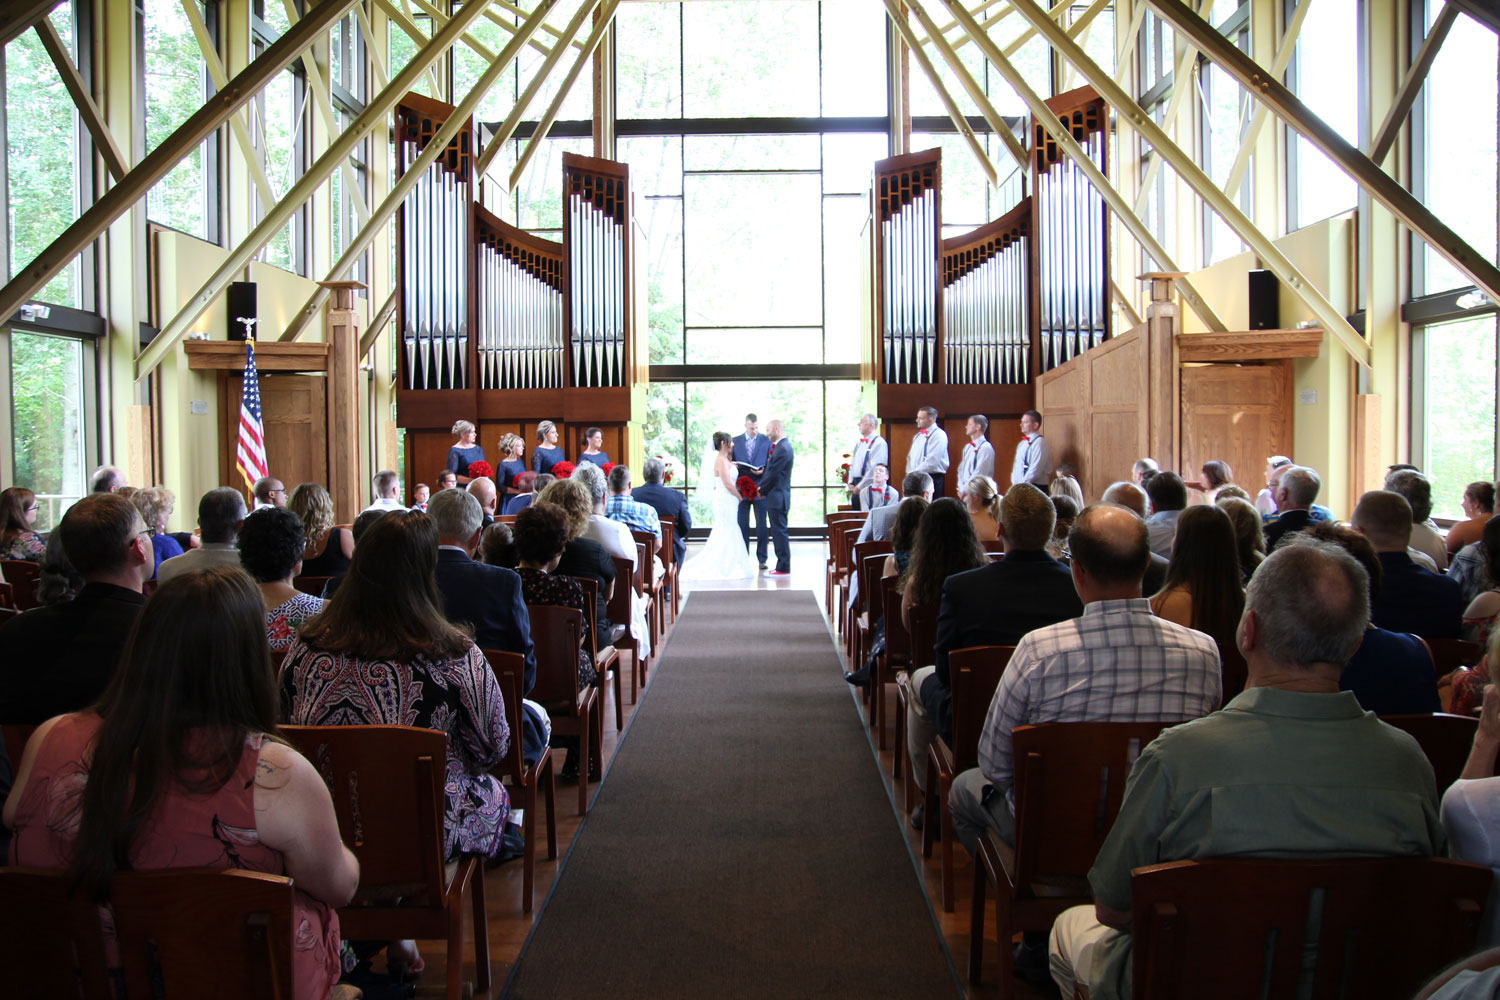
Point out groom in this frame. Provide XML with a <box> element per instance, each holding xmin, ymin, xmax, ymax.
<box><xmin>733</xmin><ymin>413</ymin><xmax>772</xmax><ymax>568</ymax></box>
<box><xmin>761</xmin><ymin>419</ymin><xmax>795</xmax><ymax>576</ymax></box>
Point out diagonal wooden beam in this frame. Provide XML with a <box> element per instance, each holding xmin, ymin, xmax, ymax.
<box><xmin>918</xmin><ymin>0</ymin><xmax>1012</xmax><ymax>48</ymax></box>
<box><xmin>360</xmin><ymin>286</ymin><xmax>399</xmax><ymax>356</ymax></box>
<box><xmin>137</xmin><ymin>0</ymin><xmax>524</xmax><ymax>378</ymax></box>
<box><xmin>353</xmin><ymin>1</ymin><xmax>391</xmax><ymax>90</ymax></box>
<box><xmin>478</xmin><ymin>0</ymin><xmax>605</xmax><ymax>181</ymax></box>
<box><xmin>906</xmin><ymin>0</ymin><xmax>1028</xmax><ymax>172</ymax></box>
<box><xmin>391</xmin><ymin>0</ymin><xmax>447</xmax><ymax>96</ymax></box>
<box><xmin>885</xmin><ymin>0</ymin><xmax>999</xmax><ymax>186</ymax></box>
<box><xmin>1369</xmin><ymin>3</ymin><xmax>1459</xmax><ymax>166</ymax></box>
<box><xmin>1219</xmin><ymin>0</ymin><xmax>1314</xmax><ymax>200</ymax></box>
<box><xmin>1113</xmin><ymin>0</ymin><xmax>1149</xmax><ymax>86</ymax></box>
<box><xmin>0</xmin><ymin>1</ymin><xmax>57</xmax><ymax>50</ymax></box>
<box><xmin>1133</xmin><ymin>0</ymin><xmax>1209</xmax><ymax>217</ymax></box>
<box><xmin>1150</xmin><ymin>0</ymin><xmax>1500</xmax><ymax>310</ymax></box>
<box><xmin>0</xmin><ymin>0</ymin><xmax>359</xmax><ymax>324</ymax></box>
<box><xmin>937</xmin><ymin>0</ymin><xmax>1228</xmax><ymax>334</ymax></box>
<box><xmin>35</xmin><ymin>19</ymin><xmax>127</xmax><ymax>181</ymax></box>
<box><xmin>1057</xmin><ymin>0</ymin><xmax>1113</xmax><ymax>91</ymax></box>
<box><xmin>491</xmin><ymin>0</ymin><xmax>586</xmax><ymax>54</ymax></box>
<box><xmin>510</xmin><ymin>0</ymin><xmax>622</xmax><ymax>188</ymax></box>
<box><xmin>278</xmin><ymin>0</ymin><xmax>563</xmax><ymax>346</ymax></box>
<box><xmin>279</xmin><ymin>0</ymin><xmax>368</xmax><ymax>226</ymax></box>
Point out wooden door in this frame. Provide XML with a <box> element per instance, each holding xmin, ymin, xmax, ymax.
<box><xmin>220</xmin><ymin>373</ymin><xmax>328</xmax><ymax>496</ymax></box>
<box><xmin>1179</xmin><ymin>363</ymin><xmax>1291</xmax><ymax>499</ymax></box>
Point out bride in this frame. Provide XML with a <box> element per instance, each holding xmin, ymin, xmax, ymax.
<box><xmin>681</xmin><ymin>431</ymin><xmax>759</xmax><ymax>581</ymax></box>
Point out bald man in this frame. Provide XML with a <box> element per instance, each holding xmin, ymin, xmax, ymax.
<box><xmin>466</xmin><ymin>476</ymin><xmax>499</xmax><ymax>528</ymax></box>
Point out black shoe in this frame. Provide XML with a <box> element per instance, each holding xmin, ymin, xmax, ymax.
<box><xmin>1012</xmin><ymin>937</ymin><xmax>1051</xmax><ymax>985</ymax></box>
<box><xmin>844</xmin><ymin>667</ymin><xmax>872</xmax><ymax>687</ymax></box>
<box><xmin>910</xmin><ymin>804</ymin><xmax>924</xmax><ymax>831</ymax></box>
<box><xmin>758</xmin><ymin>562</ymin><xmax>768</xmax><ymax>570</ymax></box>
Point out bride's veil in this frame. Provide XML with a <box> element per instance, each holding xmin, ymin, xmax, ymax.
<box><xmin>697</xmin><ymin>440</ymin><xmax>721</xmax><ymax>496</ymax></box>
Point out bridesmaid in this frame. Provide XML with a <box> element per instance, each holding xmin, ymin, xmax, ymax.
<box><xmin>446</xmin><ymin>420</ymin><xmax>485</xmax><ymax>485</ymax></box>
<box><xmin>496</xmin><ymin>433</ymin><xmax>526</xmax><ymax>498</ymax></box>
<box><xmin>577</xmin><ymin>426</ymin><xmax>610</xmax><ymax>468</ymax></box>
<box><xmin>532</xmin><ymin>420</ymin><xmax>566</xmax><ymax>476</ymax></box>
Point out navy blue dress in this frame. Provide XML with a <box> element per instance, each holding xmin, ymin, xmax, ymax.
<box><xmin>447</xmin><ymin>444</ymin><xmax>486</xmax><ymax>478</ymax></box>
<box><xmin>497</xmin><ymin>458</ymin><xmax>526</xmax><ymax>494</ymax></box>
<box><xmin>577</xmin><ymin>452</ymin><xmax>611</xmax><ymax>468</ymax></box>
<box><xmin>532</xmin><ymin>445</ymin><xmax>566</xmax><ymax>475</ymax></box>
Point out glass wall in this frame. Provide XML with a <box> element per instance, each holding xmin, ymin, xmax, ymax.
<box><xmin>1285</xmin><ymin>0</ymin><xmax>1360</xmax><ymax>230</ymax></box>
<box><xmin>7</xmin><ymin>328</ymin><xmax>92</xmax><ymax>530</ymax></box>
<box><xmin>142</xmin><ymin>0</ymin><xmax>218</xmax><ymax>243</ymax></box>
<box><xmin>1420</xmin><ymin>315</ymin><xmax>1497</xmax><ymax>521</ymax></box>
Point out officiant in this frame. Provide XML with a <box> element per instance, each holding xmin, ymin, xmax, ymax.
<box><xmin>733</xmin><ymin>412</ymin><xmax>772</xmax><ymax>569</ymax></box>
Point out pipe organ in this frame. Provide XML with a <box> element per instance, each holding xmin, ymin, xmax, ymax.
<box><xmin>1033</xmin><ymin>89</ymin><xmax>1110</xmax><ymax>373</ymax></box>
<box><xmin>941</xmin><ymin>204</ymin><xmax>1030</xmax><ymax>386</ymax></box>
<box><xmin>873</xmin><ymin>152</ymin><xmax>940</xmax><ymax>385</ymax></box>
<box><xmin>394</xmin><ymin>99</ymin><xmax>644</xmax><ymax>495</ymax></box>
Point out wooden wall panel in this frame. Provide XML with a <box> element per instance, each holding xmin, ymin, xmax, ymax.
<box><xmin>1179</xmin><ymin>363</ymin><xmax>1291</xmax><ymax>499</ymax></box>
<box><xmin>219</xmin><ymin>374</ymin><xmax>327</xmax><ymax>501</ymax></box>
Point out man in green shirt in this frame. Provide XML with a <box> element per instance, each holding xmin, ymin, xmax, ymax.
<box><xmin>1048</xmin><ymin>538</ymin><xmax>1447</xmax><ymax>1000</ymax></box>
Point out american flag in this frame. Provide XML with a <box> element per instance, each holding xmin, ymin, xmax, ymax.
<box><xmin>235</xmin><ymin>340</ymin><xmax>269</xmax><ymax>491</ymax></box>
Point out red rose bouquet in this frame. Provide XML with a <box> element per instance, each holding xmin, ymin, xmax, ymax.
<box><xmin>551</xmin><ymin>461</ymin><xmax>576</xmax><ymax>479</ymax></box>
<box><xmin>600</xmin><ymin>462</ymin><xmax>616</xmax><ymax>476</ymax></box>
<box><xmin>736</xmin><ymin>476</ymin><xmax>759</xmax><ymax>501</ymax></box>
<box><xmin>834</xmin><ymin>453</ymin><xmax>852</xmax><ymax>484</ymax></box>
<box><xmin>657</xmin><ymin>454</ymin><xmax>677</xmax><ymax>484</ymax></box>
<box><xmin>467</xmin><ymin>460</ymin><xmax>494</xmax><ymax>479</ymax></box>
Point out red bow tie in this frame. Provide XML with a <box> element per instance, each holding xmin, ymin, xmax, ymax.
<box><xmin>919</xmin><ymin>429</ymin><xmax>929</xmax><ymax>436</ymax></box>
<box><xmin>860</xmin><ymin>438</ymin><xmax>868</xmax><ymax>444</ymax></box>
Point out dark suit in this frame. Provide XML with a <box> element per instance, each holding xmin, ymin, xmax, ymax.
<box><xmin>1264</xmin><ymin>508</ymin><xmax>1315</xmax><ymax>552</ymax></box>
<box><xmin>923</xmin><ymin>551</ymin><xmax>1083</xmax><ymax>741</ymax></box>
<box><xmin>761</xmin><ymin>437</ymin><xmax>794</xmax><ymax>573</ymax></box>
<box><xmin>733</xmin><ymin>432</ymin><xmax>772</xmax><ymax>563</ymax></box>
<box><xmin>1372</xmin><ymin>551</ymin><xmax>1464</xmax><ymax>639</ymax></box>
<box><xmin>632</xmin><ymin>482</ymin><xmax>691</xmax><ymax>567</ymax></box>
<box><xmin>0</xmin><ymin>582</ymin><xmax>146</xmax><ymax>724</ymax></box>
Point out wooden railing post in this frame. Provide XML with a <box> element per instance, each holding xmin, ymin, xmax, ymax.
<box><xmin>1141</xmin><ymin>272</ymin><xmax>1183</xmax><ymax>473</ymax></box>
<box><xmin>322</xmin><ymin>281</ymin><xmax>366</xmax><ymax>523</ymax></box>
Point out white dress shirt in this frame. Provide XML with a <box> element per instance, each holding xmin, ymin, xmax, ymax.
<box><xmin>956</xmin><ymin>438</ymin><xmax>996</xmax><ymax>493</ymax></box>
<box><xmin>1009</xmin><ymin>432</ymin><xmax>1052</xmax><ymax>487</ymax></box>
<box><xmin>906</xmin><ymin>426</ymin><xmax>950</xmax><ymax>480</ymax></box>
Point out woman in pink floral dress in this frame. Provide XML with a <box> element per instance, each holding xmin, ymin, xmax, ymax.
<box><xmin>238</xmin><ymin>506</ymin><xmax>324</xmax><ymax>652</ymax></box>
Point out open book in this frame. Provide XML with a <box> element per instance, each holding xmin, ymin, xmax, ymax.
<box><xmin>734</xmin><ymin>461</ymin><xmax>765</xmax><ymax>475</ymax></box>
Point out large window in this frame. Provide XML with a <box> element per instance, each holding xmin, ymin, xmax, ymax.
<box><xmin>1199</xmin><ymin>0</ymin><xmax>1251</xmax><ymax>265</ymax></box>
<box><xmin>142</xmin><ymin>0</ymin><xmax>219</xmax><ymax>243</ymax></box>
<box><xmin>4</xmin><ymin>325</ymin><xmax>95</xmax><ymax>530</ymax></box>
<box><xmin>1285</xmin><ymin>0</ymin><xmax>1360</xmax><ymax>231</ymax></box>
<box><xmin>329</xmin><ymin>10</ymin><xmax>368</xmax><ymax>289</ymax></box>
<box><xmin>1417</xmin><ymin>313</ymin><xmax>1498</xmax><ymax>521</ymax></box>
<box><xmin>251</xmin><ymin>1</ymin><xmax>310</xmax><ymax>275</ymax></box>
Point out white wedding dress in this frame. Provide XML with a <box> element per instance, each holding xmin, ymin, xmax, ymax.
<box><xmin>681</xmin><ymin>450</ymin><xmax>759</xmax><ymax>581</ymax></box>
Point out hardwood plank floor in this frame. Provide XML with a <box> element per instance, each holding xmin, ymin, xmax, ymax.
<box><xmin>402</xmin><ymin>540</ymin><xmax>1054</xmax><ymax>999</ymax></box>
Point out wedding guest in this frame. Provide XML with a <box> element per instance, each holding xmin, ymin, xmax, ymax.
<box><xmin>1214</xmin><ymin>483</ymin><xmax>1251</xmax><ymax>503</ymax></box>
<box><xmin>410</xmin><ymin>483</ymin><xmax>430</xmax><ymax>512</ymax></box>
<box><xmin>963</xmin><ymin>474</ymin><xmax>1001</xmax><ymax>542</ymax></box>
<box><xmin>1131</xmin><ymin>457</ymin><xmax>1158</xmax><ymax>485</ymax></box>
<box><xmin>578</xmin><ymin>426</ymin><xmax>611</xmax><ymax>468</ymax></box>
<box><xmin>845</xmin><ymin>413</ymin><xmax>889</xmax><ymax>510</ymax></box>
<box><xmin>237</xmin><ymin>506</ymin><xmax>323</xmax><ymax>653</ymax></box>
<box><xmin>574</xmin><ymin>462</ymin><xmax>650</xmax><ymax>660</ymax></box>
<box><xmin>632</xmin><ymin>458</ymin><xmax>691</xmax><ymax>568</ymax></box>
<box><xmin>497</xmin><ymin>432</ymin><xmax>527</xmax><ymax>497</ymax></box>
<box><xmin>900</xmin><ymin>498</ymin><xmax>988</xmax><ymax>630</ymax></box>
<box><xmin>538</xmin><ymin>477</ymin><xmax>617</xmax><ymax>651</ymax></box>
<box><xmin>317</xmin><ymin>507</ymin><xmax>391</xmax><ymax>600</ymax></box>
<box><xmin>604</xmin><ymin>465</ymin><xmax>661</xmax><ymax>540</ymax></box>
<box><xmin>1145</xmin><ymin>471</ymin><xmax>1189</xmax><ymax>558</ymax></box>
<box><xmin>1150</xmin><ymin>505</ymin><xmax>1244</xmax><ymax>657</ymax></box>
<box><xmin>1443</xmin><ymin>685</ymin><xmax>1500</xmax><ymax>949</ymax></box>
<box><xmin>1217</xmin><ymin>495</ymin><xmax>1267</xmax><ymax>581</ymax></box>
<box><xmin>1387</xmin><ymin>469</ymin><xmax>1448</xmax><ymax>571</ymax></box>
<box><xmin>436</xmin><ymin>470</ymin><xmax>458</xmax><ymax>491</ymax></box>
<box><xmin>90</xmin><ymin>465</ymin><xmax>126</xmax><ymax>494</ymax></box>
<box><xmin>514</xmin><ymin>503</ymin><xmax>598</xmax><ymax>693</ymax></box>
<box><xmin>1449</xmin><ymin>481</ymin><xmax>1496</xmax><ymax>558</ymax></box>
<box><xmin>1198</xmin><ymin>460</ymin><xmax>1234</xmax><ymax>503</ymax></box>
<box><xmin>252</xmin><ymin>476</ymin><xmax>287</xmax><ymax>510</ymax></box>
<box><xmin>446</xmin><ymin>419</ymin><xmax>485</xmax><ymax>484</ymax></box>
<box><xmin>844</xmin><ymin>496</ymin><xmax>927</xmax><ymax>688</ymax></box>
<box><xmin>1101</xmin><ymin>480</ymin><xmax>1168</xmax><ymax>595</ymax></box>
<box><xmin>467</xmin><ymin>476</ymin><xmax>499</xmax><ymax>528</ymax></box>
<box><xmin>1047</xmin><ymin>495</ymin><xmax>1080</xmax><ymax>564</ymax></box>
<box><xmin>129</xmin><ymin>486</ymin><xmax>184</xmax><ymax>578</ymax></box>
<box><xmin>0</xmin><ymin>487</ymin><xmax>44</xmax><ymax>561</ymax></box>
<box><xmin>4</xmin><ymin>567</ymin><xmax>356</xmax><ymax>1000</ymax></box>
<box><xmin>36</xmin><ymin>531</ymin><xmax>84</xmax><ymax>606</ymax></box>
<box><xmin>480</xmin><ymin>521</ymin><xmax>518</xmax><ymax>568</ymax></box>
<box><xmin>1050</xmin><ymin>474</ymin><xmax>1085</xmax><ymax>509</ymax></box>
<box><xmin>860</xmin><ymin>463</ymin><xmax>898</xmax><ymax>511</ymax></box>
<box><xmin>1262</xmin><ymin>465</ymin><xmax>1321</xmax><ymax>551</ymax></box>
<box><xmin>1352</xmin><ymin>489</ymin><xmax>1463</xmax><ymax>638</ymax></box>
<box><xmin>955</xmin><ymin>414</ymin><xmax>995</xmax><ymax>496</ymax></box>
<box><xmin>907</xmin><ymin>406</ymin><xmax>951</xmax><ymax>497</ymax></box>
<box><xmin>1451</xmin><ymin>520</ymin><xmax>1500</xmax><ymax>716</ymax></box>
<box><xmin>505</xmin><ymin>471</ymin><xmax>546</xmax><ymax>515</ymax></box>
<box><xmin>532</xmin><ymin>420</ymin><xmax>566</xmax><ymax>475</ymax></box>
<box><xmin>1256</xmin><ymin>455</ymin><xmax>1293</xmax><ymax>515</ymax></box>
<box><xmin>288</xmin><ymin>482</ymin><xmax>353</xmax><ymax>579</ymax></box>
<box><xmin>1009</xmin><ymin>409</ymin><xmax>1051</xmax><ymax>488</ymax></box>
<box><xmin>363</xmin><ymin>470</ymin><xmax>405</xmax><ymax>512</ymax></box>
<box><xmin>157</xmin><ymin>487</ymin><xmax>246</xmax><ymax>583</ymax></box>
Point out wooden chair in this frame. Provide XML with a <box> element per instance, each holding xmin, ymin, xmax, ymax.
<box><xmin>573</xmin><ymin>575</ymin><xmax>622</xmax><ymax>732</ymax></box>
<box><xmin>279</xmin><ymin>725</ymin><xmax>491</xmax><ymax>1000</ymax></box>
<box><xmin>659</xmin><ymin>516</ymin><xmax>680</xmax><ymax>623</ymax></box>
<box><xmin>880</xmin><ymin>601</ymin><xmax>937</xmax><ymax>754</ymax></box>
<box><xmin>1382</xmin><ymin>712</ymin><xmax>1482</xmax><ymax>790</ymax></box>
<box><xmin>1425</xmin><ymin>637</ymin><xmax>1484</xmax><ymax>677</ymax></box>
<box><xmin>1130</xmin><ymin>857</ymin><xmax>1492</xmax><ymax>999</ymax></box>
<box><xmin>835</xmin><ymin>526</ymin><xmax>862</xmax><ymax>637</ymax></box>
<box><xmin>608</xmin><ymin>555</ymin><xmax>650</xmax><ymax>704</ymax></box>
<box><xmin>526</xmin><ymin>604</ymin><xmax>600</xmax><ymax>816</ymax></box>
<box><xmin>496</xmin><ymin>514</ymin><xmax>519</xmax><ymax>524</ymax></box>
<box><xmin>481</xmin><ymin>649</ymin><xmax>558</xmax><ymax>912</ymax></box>
<box><xmin>969</xmin><ymin>721</ymin><xmax>1171</xmax><ymax>988</ymax></box>
<box><xmin>878</xmin><ymin>576</ymin><xmax>909</xmax><ymax>737</ymax></box>
<box><xmin>824</xmin><ymin>512</ymin><xmax>865</xmax><ymax>609</ymax></box>
<box><xmin>631</xmin><ymin>532</ymin><xmax>663</xmax><ymax>650</ymax></box>
<box><xmin>3</xmin><ymin>722</ymin><xmax>37</xmax><ymax>770</ymax></box>
<box><xmin>851</xmin><ymin>541</ymin><xmax>893</xmax><ymax>667</ymax></box>
<box><xmin>291</xmin><ymin>574</ymin><xmax>331</xmax><ymax>597</ymax></box>
<box><xmin>0</xmin><ymin>559</ymin><xmax>40</xmax><ymax>611</ymax></box>
<box><xmin>0</xmin><ymin>579</ymin><xmax>14</xmax><ymax>608</ymax></box>
<box><xmin>2</xmin><ymin>866</ymin><xmax>298</xmax><ymax>1000</ymax></box>
<box><xmin>923</xmin><ymin>645</ymin><xmax>1016</xmax><ymax>912</ymax></box>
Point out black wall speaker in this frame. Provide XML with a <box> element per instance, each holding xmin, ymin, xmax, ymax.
<box><xmin>227</xmin><ymin>281</ymin><xmax>257</xmax><ymax>340</ymax></box>
<box><xmin>1248</xmin><ymin>269</ymin><xmax>1279</xmax><ymax>331</ymax></box>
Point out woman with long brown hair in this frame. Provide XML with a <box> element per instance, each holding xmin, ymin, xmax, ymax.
<box><xmin>901</xmin><ymin>497</ymin><xmax>988</xmax><ymax>624</ymax></box>
<box><xmin>1150</xmin><ymin>504</ymin><xmax>1245</xmax><ymax>650</ymax></box>
<box><xmin>280</xmin><ymin>511</ymin><xmax>511</xmax><ymax>863</ymax></box>
<box><xmin>0</xmin><ymin>486</ymin><xmax>44</xmax><ymax>560</ymax></box>
<box><xmin>5</xmin><ymin>567</ymin><xmax>357</xmax><ymax>999</ymax></box>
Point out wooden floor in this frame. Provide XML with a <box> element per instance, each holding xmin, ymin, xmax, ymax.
<box><xmin>405</xmin><ymin>540</ymin><xmax>1053</xmax><ymax>999</ymax></box>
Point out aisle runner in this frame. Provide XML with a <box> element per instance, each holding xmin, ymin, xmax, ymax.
<box><xmin>504</xmin><ymin>590</ymin><xmax>960</xmax><ymax>999</ymax></box>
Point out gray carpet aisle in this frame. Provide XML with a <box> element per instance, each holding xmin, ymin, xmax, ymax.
<box><xmin>504</xmin><ymin>589</ymin><xmax>960</xmax><ymax>999</ymax></box>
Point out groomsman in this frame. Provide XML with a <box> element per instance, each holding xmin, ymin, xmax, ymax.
<box><xmin>860</xmin><ymin>464</ymin><xmax>898</xmax><ymax>511</ymax></box>
<box><xmin>1010</xmin><ymin>409</ymin><xmax>1052</xmax><ymax>488</ymax></box>
<box><xmin>733</xmin><ymin>412</ymin><xmax>772</xmax><ymax>568</ymax></box>
<box><xmin>906</xmin><ymin>406</ymin><xmax>950</xmax><ymax>497</ymax></box>
<box><xmin>955</xmin><ymin>415</ymin><xmax>996</xmax><ymax>496</ymax></box>
<box><xmin>845</xmin><ymin>413</ymin><xmax>888</xmax><ymax>510</ymax></box>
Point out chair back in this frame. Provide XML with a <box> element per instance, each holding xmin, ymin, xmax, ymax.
<box><xmin>3</xmin><ymin>723</ymin><xmax>37</xmax><ymax>770</ymax></box>
<box><xmin>0</xmin><ymin>580</ymin><xmax>14</xmax><ymax>608</ymax></box>
<box><xmin>1426</xmin><ymin>637</ymin><xmax>1484</xmax><ymax>676</ymax></box>
<box><xmin>482</xmin><ymin>649</ymin><xmax>529</xmax><ymax>783</ymax></box>
<box><xmin>1010</xmin><ymin>721</ymin><xmax>1172</xmax><ymax>892</ymax></box>
<box><xmin>631</xmin><ymin>534</ymin><xmax>656</xmax><ymax>594</ymax></box>
<box><xmin>1381</xmin><ymin>713</ymin><xmax>1482</xmax><ymax>789</ymax></box>
<box><xmin>852</xmin><ymin>540</ymin><xmax>893</xmax><ymax>615</ymax></box>
<box><xmin>573</xmin><ymin>575</ymin><xmax>603</xmax><ymax>654</ymax></box>
<box><xmin>659</xmin><ymin>517</ymin><xmax>676</xmax><ymax>569</ymax></box>
<box><xmin>278</xmin><ymin>725</ymin><xmax>449</xmax><ymax>903</ymax></box>
<box><xmin>496</xmin><ymin>514</ymin><xmax>518</xmax><ymax>524</ymax></box>
<box><xmin>291</xmin><ymin>574</ymin><xmax>330</xmax><ymax>597</ymax></box>
<box><xmin>882</xmin><ymin>575</ymin><xmax>910</xmax><ymax>669</ymax></box>
<box><xmin>0</xmin><ymin>867</ymin><xmax>112</xmax><ymax>999</ymax></box>
<box><xmin>1131</xmin><ymin>857</ymin><xmax>1492</xmax><ymax>1000</ymax></box>
<box><xmin>606</xmin><ymin>557</ymin><xmax>634</xmax><ymax>637</ymax></box>
<box><xmin>838</xmin><ymin>527</ymin><xmax>861</xmax><ymax>578</ymax></box>
<box><xmin>948</xmin><ymin>646</ymin><xmax>1016</xmax><ymax>773</ymax></box>
<box><xmin>526</xmin><ymin>603</ymin><xmax>586</xmax><ymax>708</ymax></box>
<box><xmin>1</xmin><ymin>560</ymin><xmax>40</xmax><ymax>610</ymax></box>
<box><xmin>113</xmin><ymin>867</ymin><xmax>298</xmax><ymax>1000</ymax></box>
<box><xmin>0</xmin><ymin>605</ymin><xmax>16</xmax><ymax>624</ymax></box>
<box><xmin>907</xmin><ymin>602</ymin><xmax>939</xmax><ymax>670</ymax></box>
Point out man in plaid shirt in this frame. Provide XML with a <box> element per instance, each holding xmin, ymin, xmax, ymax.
<box><xmin>604</xmin><ymin>464</ymin><xmax>662</xmax><ymax>541</ymax></box>
<box><xmin>949</xmin><ymin>504</ymin><xmax>1222</xmax><ymax>853</ymax></box>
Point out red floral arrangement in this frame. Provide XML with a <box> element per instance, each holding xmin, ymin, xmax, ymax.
<box><xmin>657</xmin><ymin>454</ymin><xmax>676</xmax><ymax>484</ymax></box>
<box><xmin>736</xmin><ymin>476</ymin><xmax>759</xmax><ymax>501</ymax></box>
<box><xmin>551</xmin><ymin>461</ymin><xmax>576</xmax><ymax>479</ymax></box>
<box><xmin>600</xmin><ymin>462</ymin><xmax>616</xmax><ymax>476</ymax></box>
<box><xmin>834</xmin><ymin>453</ymin><xmax>852</xmax><ymax>484</ymax></box>
<box><xmin>466</xmin><ymin>460</ymin><xmax>494</xmax><ymax>479</ymax></box>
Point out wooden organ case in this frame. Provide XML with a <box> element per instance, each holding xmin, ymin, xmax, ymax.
<box><xmin>395</xmin><ymin>96</ymin><xmax>646</xmax><ymax>492</ymax></box>
<box><xmin>866</xmin><ymin>86</ymin><xmax>1111</xmax><ymax>494</ymax></box>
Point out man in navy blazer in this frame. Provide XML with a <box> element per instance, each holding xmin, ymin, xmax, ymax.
<box><xmin>631</xmin><ymin>456</ymin><xmax>691</xmax><ymax>567</ymax></box>
<box><xmin>761</xmin><ymin>420</ymin><xmax>795</xmax><ymax>575</ymax></box>
<box><xmin>733</xmin><ymin>412</ymin><xmax>773</xmax><ymax>568</ymax></box>
<box><xmin>429</xmin><ymin>489</ymin><xmax>544</xmax><ymax>761</ymax></box>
